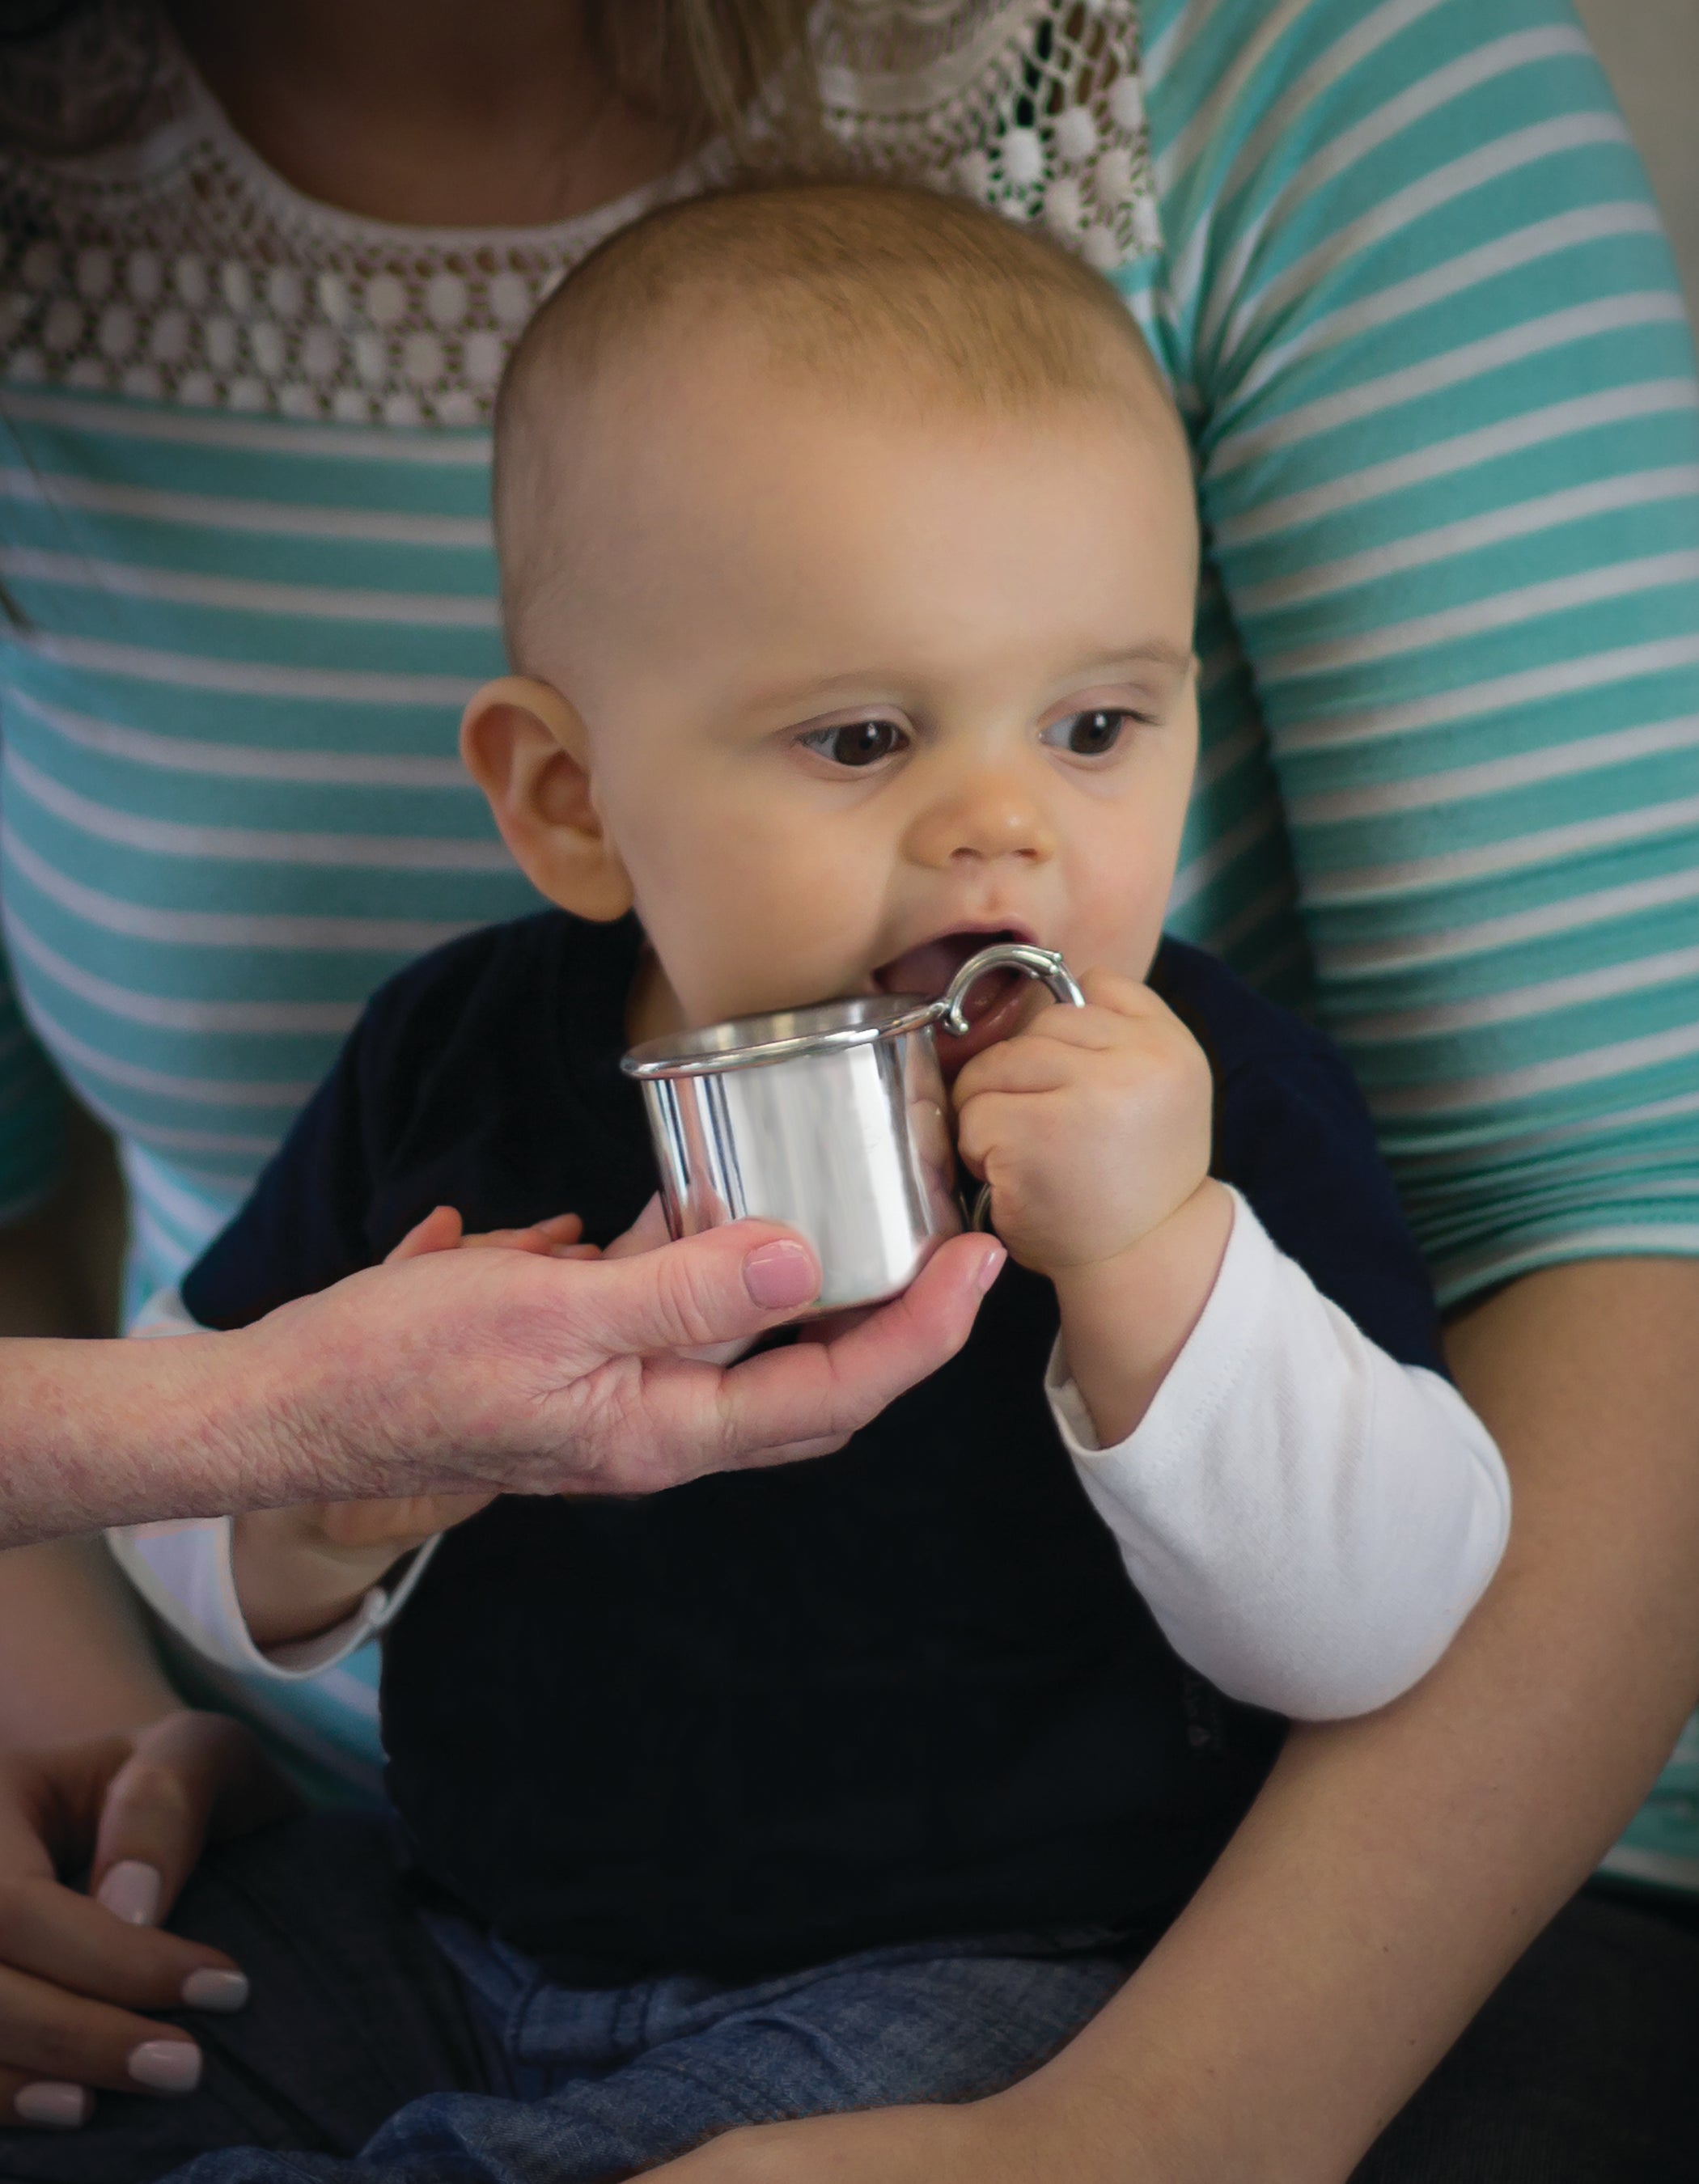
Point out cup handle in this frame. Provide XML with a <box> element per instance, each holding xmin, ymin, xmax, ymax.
<box><xmin>934</xmin><ymin>945</ymin><xmax>1085</xmax><ymax>1234</ymax></box>
<box><xmin>937</xmin><ymin>943</ymin><xmax>1086</xmax><ymax>1039</ymax></box>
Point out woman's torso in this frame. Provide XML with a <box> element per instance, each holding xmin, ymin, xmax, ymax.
<box><xmin>6</xmin><ymin>0</ymin><xmax>1697</xmax><ymax>1880</ymax></box>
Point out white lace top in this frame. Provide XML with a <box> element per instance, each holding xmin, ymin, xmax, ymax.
<box><xmin>0</xmin><ymin>0</ymin><xmax>1159</xmax><ymax>426</ymax></box>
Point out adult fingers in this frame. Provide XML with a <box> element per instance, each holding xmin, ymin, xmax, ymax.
<box><xmin>0</xmin><ymin>1873</ymin><xmax>238</xmax><ymax>2015</ymax></box>
<box><xmin>704</xmin><ymin>1231</ymin><xmax>1003</xmax><ymax>1466</ymax></box>
<box><xmin>564</xmin><ymin>1219</ymin><xmax>826</xmax><ymax>1359</ymax></box>
<box><xmin>0</xmin><ymin>2063</ymin><xmax>90</xmax><ymax>2131</ymax></box>
<box><xmin>0</xmin><ymin>1740</ymin><xmax>133</xmax><ymax>1890</ymax></box>
<box><xmin>0</xmin><ymin>1958</ymin><xmax>201</xmax><ymax>2105</ymax></box>
<box><xmin>90</xmin><ymin>1714</ymin><xmax>294</xmax><ymax>1928</ymax></box>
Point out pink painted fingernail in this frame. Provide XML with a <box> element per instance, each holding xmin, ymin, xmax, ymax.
<box><xmin>743</xmin><ymin>1238</ymin><xmax>817</xmax><ymax>1310</ymax></box>
<box><xmin>974</xmin><ymin>1242</ymin><xmax>1006</xmax><ymax>1293</ymax></box>
<box><xmin>96</xmin><ymin>1859</ymin><xmax>162</xmax><ymax>1927</ymax></box>
<box><xmin>182</xmin><ymin>1967</ymin><xmax>249</xmax><ymax>2013</ymax></box>
<box><xmin>15</xmin><ymin>2083</ymin><xmax>90</xmax><ymax>2129</ymax></box>
<box><xmin>127</xmin><ymin>2040</ymin><xmax>201</xmax><ymax>2094</ymax></box>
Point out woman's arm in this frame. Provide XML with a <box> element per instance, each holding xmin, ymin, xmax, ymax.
<box><xmin>0</xmin><ymin>1218</ymin><xmax>1001</xmax><ymax>1549</ymax></box>
<box><xmin>989</xmin><ymin>1253</ymin><xmax>1699</xmax><ymax>2182</ymax></box>
<box><xmin>1025</xmin><ymin>1</ymin><xmax>1699</xmax><ymax>2161</ymax></box>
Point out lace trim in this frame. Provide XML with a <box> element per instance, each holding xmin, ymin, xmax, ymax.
<box><xmin>0</xmin><ymin>0</ymin><xmax>1155</xmax><ymax>428</ymax></box>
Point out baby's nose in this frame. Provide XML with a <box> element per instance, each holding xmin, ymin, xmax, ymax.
<box><xmin>905</xmin><ymin>777</ymin><xmax>1057</xmax><ymax>867</ymax></box>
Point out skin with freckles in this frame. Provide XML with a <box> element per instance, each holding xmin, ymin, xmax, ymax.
<box><xmin>235</xmin><ymin>273</ymin><xmax>1239</xmax><ymax>1644</ymax></box>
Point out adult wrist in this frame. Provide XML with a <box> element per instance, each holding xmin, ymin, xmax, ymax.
<box><xmin>232</xmin><ymin>1272</ymin><xmax>426</xmax><ymax>1508</ymax></box>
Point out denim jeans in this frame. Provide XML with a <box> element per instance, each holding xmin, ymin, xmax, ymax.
<box><xmin>0</xmin><ymin>1812</ymin><xmax>1138</xmax><ymax>2184</ymax></box>
<box><xmin>3</xmin><ymin>1814</ymin><xmax>1697</xmax><ymax>2184</ymax></box>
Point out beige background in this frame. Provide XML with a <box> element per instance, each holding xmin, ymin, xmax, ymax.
<box><xmin>1574</xmin><ymin>0</ymin><xmax>1699</xmax><ymax>322</ymax></box>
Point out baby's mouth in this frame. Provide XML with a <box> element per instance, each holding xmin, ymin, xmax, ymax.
<box><xmin>872</xmin><ymin>926</ymin><xmax>1037</xmax><ymax>1075</ymax></box>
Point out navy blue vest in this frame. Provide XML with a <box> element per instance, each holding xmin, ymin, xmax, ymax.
<box><xmin>185</xmin><ymin>912</ymin><xmax>1443</xmax><ymax>1984</ymax></box>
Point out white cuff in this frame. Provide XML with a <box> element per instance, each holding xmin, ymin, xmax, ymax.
<box><xmin>108</xmin><ymin>1517</ymin><xmax>439</xmax><ymax>1680</ymax></box>
<box><xmin>109</xmin><ymin>1289</ymin><xmax>440</xmax><ymax>1680</ymax></box>
<box><xmin>1046</xmin><ymin>1191</ymin><xmax>1509</xmax><ymax>1721</ymax></box>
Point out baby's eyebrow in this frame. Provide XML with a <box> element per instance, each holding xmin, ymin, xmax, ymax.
<box><xmin>1086</xmin><ymin>642</ymin><xmax>1194</xmax><ymax>678</ymax></box>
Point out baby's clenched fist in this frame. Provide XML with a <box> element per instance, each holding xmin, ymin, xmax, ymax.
<box><xmin>951</xmin><ymin>967</ymin><xmax>1214</xmax><ymax>1278</ymax></box>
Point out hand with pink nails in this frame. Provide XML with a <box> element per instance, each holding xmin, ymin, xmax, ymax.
<box><xmin>0</xmin><ymin>1712</ymin><xmax>290</xmax><ymax>2129</ymax></box>
<box><xmin>5</xmin><ymin>1199</ymin><xmax>1000</xmax><ymax>1552</ymax></box>
<box><xmin>231</xmin><ymin>1200</ymin><xmax>1004</xmax><ymax>1650</ymax></box>
<box><xmin>233</xmin><ymin>1196</ymin><xmax>1002</xmax><ymax>1509</ymax></box>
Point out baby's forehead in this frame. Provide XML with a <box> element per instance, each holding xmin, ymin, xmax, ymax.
<box><xmin>494</xmin><ymin>181</ymin><xmax>1193</xmax><ymax>653</ymax></box>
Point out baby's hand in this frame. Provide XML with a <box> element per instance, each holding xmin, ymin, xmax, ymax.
<box><xmin>231</xmin><ymin>1204</ymin><xmax>589</xmax><ymax>1646</ymax></box>
<box><xmin>951</xmin><ymin>967</ymin><xmax>1214</xmax><ymax>1279</ymax></box>
<box><xmin>386</xmin><ymin>1202</ymin><xmax>595</xmax><ymax>1268</ymax></box>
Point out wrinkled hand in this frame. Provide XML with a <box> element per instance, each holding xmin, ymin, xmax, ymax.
<box><xmin>242</xmin><ymin>1204</ymin><xmax>1004</xmax><ymax>1508</ymax></box>
<box><xmin>0</xmin><ymin>1712</ymin><xmax>294</xmax><ymax>2129</ymax></box>
<box><xmin>953</xmin><ymin>967</ymin><xmax>1214</xmax><ymax>1276</ymax></box>
<box><xmin>241</xmin><ymin>1207</ymin><xmax>598</xmax><ymax>1572</ymax></box>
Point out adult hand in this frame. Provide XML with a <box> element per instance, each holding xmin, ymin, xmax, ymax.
<box><xmin>0</xmin><ymin>1712</ymin><xmax>293</xmax><ymax>2129</ymax></box>
<box><xmin>233</xmin><ymin>1207</ymin><xmax>603</xmax><ymax>1643</ymax></box>
<box><xmin>242</xmin><ymin>1215</ymin><xmax>1005</xmax><ymax>1509</ymax></box>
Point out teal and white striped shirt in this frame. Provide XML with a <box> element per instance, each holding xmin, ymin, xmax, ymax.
<box><xmin>4</xmin><ymin>0</ymin><xmax>1697</xmax><ymax>1867</ymax></box>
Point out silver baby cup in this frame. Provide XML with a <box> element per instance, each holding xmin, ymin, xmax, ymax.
<box><xmin>621</xmin><ymin>942</ymin><xmax>1085</xmax><ymax>1313</ymax></box>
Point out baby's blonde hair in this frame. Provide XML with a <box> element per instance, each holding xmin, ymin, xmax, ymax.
<box><xmin>494</xmin><ymin>178</ymin><xmax>1185</xmax><ymax>663</ymax></box>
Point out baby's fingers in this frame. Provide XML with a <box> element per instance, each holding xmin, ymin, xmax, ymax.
<box><xmin>460</xmin><ymin>1213</ymin><xmax>584</xmax><ymax>1255</ymax></box>
<box><xmin>384</xmin><ymin>1206</ymin><xmax>464</xmax><ymax>1263</ymax></box>
<box><xmin>953</xmin><ymin>1089</ymin><xmax>1044</xmax><ymax>1181</ymax></box>
<box><xmin>953</xmin><ymin>1035</ymin><xmax>1081</xmax><ymax>1105</ymax></box>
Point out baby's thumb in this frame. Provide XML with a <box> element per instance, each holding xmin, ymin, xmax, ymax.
<box><xmin>572</xmin><ymin>1221</ymin><xmax>821</xmax><ymax>1359</ymax></box>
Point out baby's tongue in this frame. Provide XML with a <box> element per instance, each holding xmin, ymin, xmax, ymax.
<box><xmin>878</xmin><ymin>936</ymin><xmax>978</xmax><ymax>1001</ymax></box>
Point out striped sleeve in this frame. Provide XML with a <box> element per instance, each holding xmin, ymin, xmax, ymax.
<box><xmin>0</xmin><ymin>925</ymin><xmax>69</xmax><ymax>1221</ymax></box>
<box><xmin>1141</xmin><ymin>0</ymin><xmax>1699</xmax><ymax>1303</ymax></box>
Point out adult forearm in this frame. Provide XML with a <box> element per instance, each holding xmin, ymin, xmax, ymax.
<box><xmin>998</xmin><ymin>1256</ymin><xmax>1699</xmax><ymax>2184</ymax></box>
<box><xmin>0</xmin><ymin>1329</ymin><xmax>294</xmax><ymax>1549</ymax></box>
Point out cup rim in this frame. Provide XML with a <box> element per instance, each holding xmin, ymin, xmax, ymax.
<box><xmin>621</xmin><ymin>990</ymin><xmax>938</xmax><ymax>1079</ymax></box>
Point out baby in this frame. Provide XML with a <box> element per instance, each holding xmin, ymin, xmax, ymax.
<box><xmin>116</xmin><ymin>181</ymin><xmax>1509</xmax><ymax>2178</ymax></box>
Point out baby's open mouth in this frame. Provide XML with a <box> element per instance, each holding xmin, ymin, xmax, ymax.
<box><xmin>872</xmin><ymin>927</ymin><xmax>1036</xmax><ymax>1075</ymax></box>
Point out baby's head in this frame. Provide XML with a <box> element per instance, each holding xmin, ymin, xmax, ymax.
<box><xmin>464</xmin><ymin>178</ymin><xmax>1199</xmax><ymax>1060</ymax></box>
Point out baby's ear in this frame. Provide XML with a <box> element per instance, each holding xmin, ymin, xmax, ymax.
<box><xmin>460</xmin><ymin>677</ymin><xmax>633</xmax><ymax>923</ymax></box>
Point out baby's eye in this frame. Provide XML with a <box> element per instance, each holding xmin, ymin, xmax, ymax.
<box><xmin>1040</xmin><ymin>708</ymin><xmax>1137</xmax><ymax>759</ymax></box>
<box><xmin>797</xmin><ymin>719</ymin><xmax>909</xmax><ymax>769</ymax></box>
